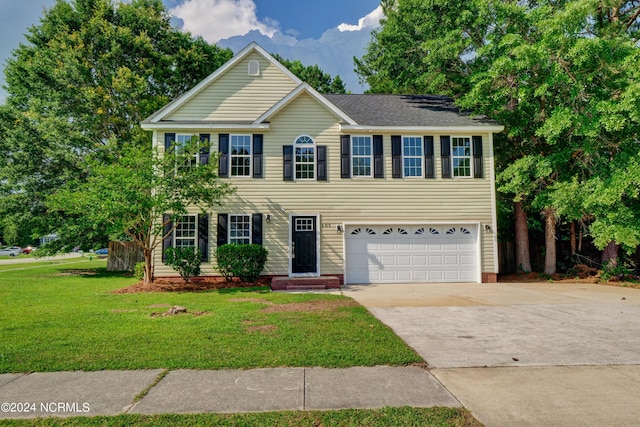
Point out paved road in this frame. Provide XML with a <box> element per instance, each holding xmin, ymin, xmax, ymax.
<box><xmin>343</xmin><ymin>282</ymin><xmax>640</xmax><ymax>427</ymax></box>
<box><xmin>0</xmin><ymin>252</ymin><xmax>84</xmax><ymax>265</ymax></box>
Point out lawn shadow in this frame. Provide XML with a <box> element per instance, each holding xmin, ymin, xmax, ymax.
<box><xmin>56</xmin><ymin>267</ymin><xmax>132</xmax><ymax>280</ymax></box>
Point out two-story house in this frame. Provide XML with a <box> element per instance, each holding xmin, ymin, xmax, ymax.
<box><xmin>142</xmin><ymin>42</ymin><xmax>504</xmax><ymax>285</ymax></box>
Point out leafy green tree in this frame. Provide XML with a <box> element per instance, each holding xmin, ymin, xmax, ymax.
<box><xmin>272</xmin><ymin>54</ymin><xmax>347</xmax><ymax>93</ymax></box>
<box><xmin>357</xmin><ymin>0</ymin><xmax>640</xmax><ymax>273</ymax></box>
<box><xmin>0</xmin><ymin>0</ymin><xmax>232</xmax><ymax>251</ymax></box>
<box><xmin>48</xmin><ymin>138</ymin><xmax>234</xmax><ymax>283</ymax></box>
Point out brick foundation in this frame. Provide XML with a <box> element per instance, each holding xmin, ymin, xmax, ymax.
<box><xmin>482</xmin><ymin>272</ymin><xmax>498</xmax><ymax>283</ymax></box>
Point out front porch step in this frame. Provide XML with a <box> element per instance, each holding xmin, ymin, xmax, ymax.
<box><xmin>271</xmin><ymin>276</ymin><xmax>341</xmax><ymax>291</ymax></box>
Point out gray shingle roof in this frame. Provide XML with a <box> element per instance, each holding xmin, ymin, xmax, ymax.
<box><xmin>323</xmin><ymin>94</ymin><xmax>498</xmax><ymax>128</ymax></box>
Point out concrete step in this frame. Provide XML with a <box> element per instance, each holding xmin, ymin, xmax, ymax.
<box><xmin>271</xmin><ymin>276</ymin><xmax>341</xmax><ymax>291</ymax></box>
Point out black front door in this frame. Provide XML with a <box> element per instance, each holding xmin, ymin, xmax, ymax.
<box><xmin>292</xmin><ymin>216</ymin><xmax>317</xmax><ymax>274</ymax></box>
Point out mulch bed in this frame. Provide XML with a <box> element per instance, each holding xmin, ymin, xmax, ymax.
<box><xmin>112</xmin><ymin>276</ymin><xmax>271</xmax><ymax>294</ymax></box>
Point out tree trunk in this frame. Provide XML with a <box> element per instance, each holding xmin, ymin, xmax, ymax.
<box><xmin>143</xmin><ymin>248</ymin><xmax>154</xmax><ymax>284</ymax></box>
<box><xmin>543</xmin><ymin>207</ymin><xmax>557</xmax><ymax>275</ymax></box>
<box><xmin>578</xmin><ymin>222</ymin><xmax>583</xmax><ymax>253</ymax></box>
<box><xmin>514</xmin><ymin>201</ymin><xmax>532</xmax><ymax>272</ymax></box>
<box><xmin>601</xmin><ymin>241</ymin><xmax>619</xmax><ymax>268</ymax></box>
<box><xmin>570</xmin><ymin>221</ymin><xmax>577</xmax><ymax>255</ymax></box>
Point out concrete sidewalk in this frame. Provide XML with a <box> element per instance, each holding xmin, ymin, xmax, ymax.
<box><xmin>0</xmin><ymin>366</ymin><xmax>460</xmax><ymax>419</ymax></box>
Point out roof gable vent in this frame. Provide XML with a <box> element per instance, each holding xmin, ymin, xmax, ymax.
<box><xmin>248</xmin><ymin>60</ymin><xmax>260</xmax><ymax>76</ymax></box>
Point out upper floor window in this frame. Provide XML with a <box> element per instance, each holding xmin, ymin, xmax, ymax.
<box><xmin>230</xmin><ymin>135</ymin><xmax>252</xmax><ymax>177</ymax></box>
<box><xmin>403</xmin><ymin>136</ymin><xmax>423</xmax><ymax>178</ymax></box>
<box><xmin>452</xmin><ymin>137</ymin><xmax>472</xmax><ymax>177</ymax></box>
<box><xmin>351</xmin><ymin>136</ymin><xmax>372</xmax><ymax>177</ymax></box>
<box><xmin>294</xmin><ymin>135</ymin><xmax>315</xmax><ymax>180</ymax></box>
<box><xmin>176</xmin><ymin>134</ymin><xmax>198</xmax><ymax>168</ymax></box>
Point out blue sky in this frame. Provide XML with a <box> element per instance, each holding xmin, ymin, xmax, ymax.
<box><xmin>0</xmin><ymin>0</ymin><xmax>382</xmax><ymax>101</ymax></box>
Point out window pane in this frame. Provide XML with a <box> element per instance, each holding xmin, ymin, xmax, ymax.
<box><xmin>229</xmin><ymin>215</ymin><xmax>251</xmax><ymax>244</ymax></box>
<box><xmin>175</xmin><ymin>215</ymin><xmax>196</xmax><ymax>248</ymax></box>
<box><xmin>295</xmin><ymin>144</ymin><xmax>315</xmax><ymax>179</ymax></box>
<box><xmin>230</xmin><ymin>135</ymin><xmax>252</xmax><ymax>177</ymax></box>
<box><xmin>352</xmin><ymin>136</ymin><xmax>372</xmax><ymax>177</ymax></box>
<box><xmin>452</xmin><ymin>137</ymin><xmax>472</xmax><ymax>177</ymax></box>
<box><xmin>403</xmin><ymin>137</ymin><xmax>423</xmax><ymax>177</ymax></box>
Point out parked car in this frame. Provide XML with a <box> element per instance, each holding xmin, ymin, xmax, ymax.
<box><xmin>22</xmin><ymin>246</ymin><xmax>34</xmax><ymax>254</ymax></box>
<box><xmin>0</xmin><ymin>247</ymin><xmax>21</xmax><ymax>256</ymax></box>
<box><xmin>95</xmin><ymin>248</ymin><xmax>108</xmax><ymax>255</ymax></box>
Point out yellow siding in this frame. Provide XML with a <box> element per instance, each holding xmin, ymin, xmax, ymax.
<box><xmin>166</xmin><ymin>52</ymin><xmax>298</xmax><ymax>121</ymax></box>
<box><xmin>153</xmin><ymin>93</ymin><xmax>498</xmax><ymax>279</ymax></box>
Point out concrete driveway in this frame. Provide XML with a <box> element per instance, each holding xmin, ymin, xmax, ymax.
<box><xmin>343</xmin><ymin>282</ymin><xmax>640</xmax><ymax>427</ymax></box>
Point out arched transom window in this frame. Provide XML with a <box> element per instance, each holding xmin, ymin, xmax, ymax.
<box><xmin>294</xmin><ymin>135</ymin><xmax>316</xmax><ymax>180</ymax></box>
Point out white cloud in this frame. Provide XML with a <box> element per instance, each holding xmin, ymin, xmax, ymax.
<box><xmin>170</xmin><ymin>0</ymin><xmax>277</xmax><ymax>42</ymax></box>
<box><xmin>173</xmin><ymin>4</ymin><xmax>383</xmax><ymax>93</ymax></box>
<box><xmin>337</xmin><ymin>6</ymin><xmax>383</xmax><ymax>32</ymax></box>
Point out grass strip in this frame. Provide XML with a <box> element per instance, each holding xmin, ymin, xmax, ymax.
<box><xmin>131</xmin><ymin>370</ymin><xmax>169</xmax><ymax>404</ymax></box>
<box><xmin>0</xmin><ymin>407</ymin><xmax>482</xmax><ymax>426</ymax></box>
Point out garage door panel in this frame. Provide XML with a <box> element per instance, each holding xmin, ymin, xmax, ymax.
<box><xmin>413</xmin><ymin>255</ymin><xmax>427</xmax><ymax>266</ymax></box>
<box><xmin>429</xmin><ymin>271</ymin><xmax>443</xmax><ymax>280</ymax></box>
<box><xmin>460</xmin><ymin>255</ymin><xmax>475</xmax><ymax>265</ymax></box>
<box><xmin>345</xmin><ymin>224</ymin><xmax>479</xmax><ymax>284</ymax></box>
<box><xmin>428</xmin><ymin>255</ymin><xmax>444</xmax><ymax>266</ymax></box>
<box><xmin>397</xmin><ymin>256</ymin><xmax>411</xmax><ymax>266</ymax></box>
<box><xmin>444</xmin><ymin>255</ymin><xmax>459</xmax><ymax>265</ymax></box>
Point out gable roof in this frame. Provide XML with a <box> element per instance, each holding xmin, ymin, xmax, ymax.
<box><xmin>141</xmin><ymin>41</ymin><xmax>503</xmax><ymax>134</ymax></box>
<box><xmin>255</xmin><ymin>83</ymin><xmax>357</xmax><ymax>125</ymax></box>
<box><xmin>143</xmin><ymin>42</ymin><xmax>302</xmax><ymax>125</ymax></box>
<box><xmin>324</xmin><ymin>94</ymin><xmax>503</xmax><ymax>132</ymax></box>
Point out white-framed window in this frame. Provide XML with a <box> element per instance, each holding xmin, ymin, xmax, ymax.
<box><xmin>229</xmin><ymin>214</ymin><xmax>251</xmax><ymax>244</ymax></box>
<box><xmin>230</xmin><ymin>135</ymin><xmax>252</xmax><ymax>177</ymax></box>
<box><xmin>176</xmin><ymin>134</ymin><xmax>198</xmax><ymax>168</ymax></box>
<box><xmin>294</xmin><ymin>135</ymin><xmax>315</xmax><ymax>180</ymax></box>
<box><xmin>403</xmin><ymin>136</ymin><xmax>423</xmax><ymax>177</ymax></box>
<box><xmin>351</xmin><ymin>136</ymin><xmax>372</xmax><ymax>177</ymax></box>
<box><xmin>174</xmin><ymin>215</ymin><xmax>197</xmax><ymax>248</ymax></box>
<box><xmin>248</xmin><ymin>59</ymin><xmax>260</xmax><ymax>76</ymax></box>
<box><xmin>452</xmin><ymin>137</ymin><xmax>472</xmax><ymax>177</ymax></box>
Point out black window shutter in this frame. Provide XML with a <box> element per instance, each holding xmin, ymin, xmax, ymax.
<box><xmin>283</xmin><ymin>145</ymin><xmax>293</xmax><ymax>181</ymax></box>
<box><xmin>391</xmin><ymin>135</ymin><xmax>402</xmax><ymax>178</ymax></box>
<box><xmin>198</xmin><ymin>213</ymin><xmax>209</xmax><ymax>262</ymax></box>
<box><xmin>199</xmin><ymin>134</ymin><xmax>210</xmax><ymax>166</ymax></box>
<box><xmin>424</xmin><ymin>136</ymin><xmax>435</xmax><ymax>178</ymax></box>
<box><xmin>217</xmin><ymin>213</ymin><xmax>228</xmax><ymax>247</ymax></box>
<box><xmin>253</xmin><ymin>134</ymin><xmax>263</xmax><ymax>178</ymax></box>
<box><xmin>472</xmin><ymin>135</ymin><xmax>483</xmax><ymax>178</ymax></box>
<box><xmin>252</xmin><ymin>213</ymin><xmax>263</xmax><ymax>245</ymax></box>
<box><xmin>162</xmin><ymin>214</ymin><xmax>173</xmax><ymax>263</ymax></box>
<box><xmin>218</xmin><ymin>134</ymin><xmax>229</xmax><ymax>178</ymax></box>
<box><xmin>317</xmin><ymin>145</ymin><xmax>327</xmax><ymax>181</ymax></box>
<box><xmin>164</xmin><ymin>133</ymin><xmax>176</xmax><ymax>154</ymax></box>
<box><xmin>373</xmin><ymin>135</ymin><xmax>384</xmax><ymax>178</ymax></box>
<box><xmin>440</xmin><ymin>136</ymin><xmax>452</xmax><ymax>178</ymax></box>
<box><xmin>340</xmin><ymin>135</ymin><xmax>350</xmax><ymax>178</ymax></box>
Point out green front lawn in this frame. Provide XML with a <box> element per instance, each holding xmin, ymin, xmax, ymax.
<box><xmin>0</xmin><ymin>261</ymin><xmax>422</xmax><ymax>373</ymax></box>
<box><xmin>0</xmin><ymin>407</ymin><xmax>481</xmax><ymax>427</ymax></box>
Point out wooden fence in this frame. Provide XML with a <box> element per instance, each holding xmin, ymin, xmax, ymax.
<box><xmin>107</xmin><ymin>241</ymin><xmax>144</xmax><ymax>272</ymax></box>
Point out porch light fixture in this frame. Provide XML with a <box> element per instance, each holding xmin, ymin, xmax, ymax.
<box><xmin>484</xmin><ymin>224</ymin><xmax>492</xmax><ymax>232</ymax></box>
<box><xmin>266</xmin><ymin>214</ymin><xmax>271</xmax><ymax>224</ymax></box>
<box><xmin>336</xmin><ymin>225</ymin><xmax>343</xmax><ymax>234</ymax></box>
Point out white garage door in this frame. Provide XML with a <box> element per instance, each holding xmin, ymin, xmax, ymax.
<box><xmin>345</xmin><ymin>225</ymin><xmax>479</xmax><ymax>284</ymax></box>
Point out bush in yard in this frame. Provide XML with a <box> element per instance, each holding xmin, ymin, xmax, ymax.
<box><xmin>133</xmin><ymin>262</ymin><xmax>145</xmax><ymax>280</ymax></box>
<box><xmin>164</xmin><ymin>247</ymin><xmax>202</xmax><ymax>283</ymax></box>
<box><xmin>215</xmin><ymin>244</ymin><xmax>268</xmax><ymax>282</ymax></box>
